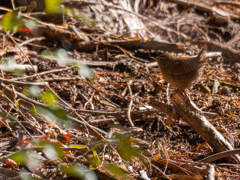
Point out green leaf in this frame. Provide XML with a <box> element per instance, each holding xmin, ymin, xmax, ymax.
<box><xmin>45</xmin><ymin>0</ymin><xmax>62</xmax><ymax>14</ymax></box>
<box><xmin>1</xmin><ymin>9</ymin><xmax>25</xmax><ymax>32</ymax></box>
<box><xmin>10</xmin><ymin>151</ymin><xmax>40</xmax><ymax>171</ymax></box>
<box><xmin>107</xmin><ymin>164</ymin><xmax>128</xmax><ymax>177</ymax></box>
<box><xmin>42</xmin><ymin>48</ymin><xmax>96</xmax><ymax>80</ymax></box>
<box><xmin>1</xmin><ymin>60</ymin><xmax>24</xmax><ymax>76</ymax></box>
<box><xmin>40</xmin><ymin>90</ymin><xmax>58</xmax><ymax>107</ymax></box>
<box><xmin>32</xmin><ymin>106</ymin><xmax>68</xmax><ymax>125</ymax></box>
<box><xmin>114</xmin><ymin>132</ymin><xmax>143</xmax><ymax>161</ymax></box>
<box><xmin>38</xmin><ymin>141</ymin><xmax>65</xmax><ymax>159</ymax></box>
<box><xmin>70</xmin><ymin>144</ymin><xmax>89</xmax><ymax>150</ymax></box>
<box><xmin>85</xmin><ymin>150</ymin><xmax>101</xmax><ymax>169</ymax></box>
<box><xmin>61</xmin><ymin>164</ymin><xmax>97</xmax><ymax>180</ymax></box>
<box><xmin>23</xmin><ymin>86</ymin><xmax>41</xmax><ymax>98</ymax></box>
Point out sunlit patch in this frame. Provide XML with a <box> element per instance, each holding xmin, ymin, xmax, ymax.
<box><xmin>84</xmin><ymin>171</ymin><xmax>98</xmax><ymax>180</ymax></box>
<box><xmin>43</xmin><ymin>144</ymin><xmax>58</xmax><ymax>159</ymax></box>
<box><xmin>23</xmin><ymin>85</ymin><xmax>41</xmax><ymax>97</ymax></box>
<box><xmin>61</xmin><ymin>164</ymin><xmax>97</xmax><ymax>179</ymax></box>
<box><xmin>41</xmin><ymin>48</ymin><xmax>96</xmax><ymax>79</ymax></box>
<box><xmin>1</xmin><ymin>59</ymin><xmax>24</xmax><ymax>76</ymax></box>
<box><xmin>24</xmin><ymin>19</ymin><xmax>38</xmax><ymax>30</ymax></box>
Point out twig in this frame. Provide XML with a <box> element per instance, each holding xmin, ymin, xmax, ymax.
<box><xmin>39</xmin><ymin>77</ymin><xmax>80</xmax><ymax>82</ymax></box>
<box><xmin>207</xmin><ymin>164</ymin><xmax>215</xmax><ymax>180</ymax></box>
<box><xmin>11</xmin><ymin>66</ymin><xmax>74</xmax><ymax>81</ymax></box>
<box><xmin>199</xmin><ymin>149</ymin><xmax>240</xmax><ymax>163</ymax></box>
<box><xmin>127</xmin><ymin>81</ymin><xmax>135</xmax><ymax>127</ymax></box>
<box><xmin>4</xmin><ymin>29</ymin><xmax>105</xmax><ymax>140</ymax></box>
<box><xmin>64</xmin><ymin>0</ymin><xmax>188</xmax><ymax>39</ymax></box>
<box><xmin>19</xmin><ymin>37</ymin><xmax>45</xmax><ymax>47</ymax></box>
<box><xmin>89</xmin><ymin>118</ymin><xmax>115</xmax><ymax>125</ymax></box>
<box><xmin>0</xmin><ymin>77</ymin><xmax>48</xmax><ymax>87</ymax></box>
<box><xmin>43</xmin><ymin>55</ymin><xmax>117</xmax><ymax>66</ymax></box>
<box><xmin>76</xmin><ymin>108</ymin><xmax>157</xmax><ymax>116</ymax></box>
<box><xmin>192</xmin><ymin>40</ymin><xmax>240</xmax><ymax>63</ymax></box>
<box><xmin>0</xmin><ymin>64</ymin><xmax>37</xmax><ymax>73</ymax></box>
<box><xmin>166</xmin><ymin>0</ymin><xmax>240</xmax><ymax>20</ymax></box>
<box><xmin>11</xmin><ymin>0</ymin><xmax>15</xmax><ymax>9</ymax></box>
<box><xmin>84</xmin><ymin>90</ymin><xmax>95</xmax><ymax>110</ymax></box>
<box><xmin>172</xmin><ymin>92</ymin><xmax>240</xmax><ymax>163</ymax></box>
<box><xmin>0</xmin><ymin>86</ymin><xmax>35</xmax><ymax>141</ymax></box>
<box><xmin>67</xmin><ymin>115</ymin><xmax>107</xmax><ymax>135</ymax></box>
<box><xmin>213</xmin><ymin>1</ymin><xmax>240</xmax><ymax>7</ymax></box>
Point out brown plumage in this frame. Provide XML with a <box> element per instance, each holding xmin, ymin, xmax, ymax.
<box><xmin>156</xmin><ymin>45</ymin><xmax>208</xmax><ymax>91</ymax></box>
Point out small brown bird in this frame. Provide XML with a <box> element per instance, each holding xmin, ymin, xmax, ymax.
<box><xmin>156</xmin><ymin>45</ymin><xmax>208</xmax><ymax>91</ymax></box>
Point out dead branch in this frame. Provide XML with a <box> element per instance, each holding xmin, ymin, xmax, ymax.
<box><xmin>0</xmin><ymin>64</ymin><xmax>37</xmax><ymax>72</ymax></box>
<box><xmin>199</xmin><ymin>149</ymin><xmax>240</xmax><ymax>163</ymax></box>
<box><xmin>171</xmin><ymin>92</ymin><xmax>240</xmax><ymax>163</ymax></box>
<box><xmin>0</xmin><ymin>77</ymin><xmax>48</xmax><ymax>87</ymax></box>
<box><xmin>166</xmin><ymin>0</ymin><xmax>240</xmax><ymax>20</ymax></box>
<box><xmin>192</xmin><ymin>41</ymin><xmax>240</xmax><ymax>63</ymax></box>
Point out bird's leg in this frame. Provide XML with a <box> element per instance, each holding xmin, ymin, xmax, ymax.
<box><xmin>166</xmin><ymin>83</ymin><xmax>170</xmax><ymax>105</ymax></box>
<box><xmin>171</xmin><ymin>88</ymin><xmax>183</xmax><ymax>97</ymax></box>
<box><xmin>170</xmin><ymin>89</ymin><xmax>202</xmax><ymax>114</ymax></box>
<box><xmin>180</xmin><ymin>90</ymin><xmax>203</xmax><ymax>114</ymax></box>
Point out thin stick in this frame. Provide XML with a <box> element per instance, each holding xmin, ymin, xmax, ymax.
<box><xmin>11</xmin><ymin>0</ymin><xmax>15</xmax><ymax>9</ymax></box>
<box><xmin>4</xmin><ymin>28</ymin><xmax>104</xmax><ymax>140</ymax></box>
<box><xmin>127</xmin><ymin>81</ymin><xmax>134</xmax><ymax>127</ymax></box>
<box><xmin>11</xmin><ymin>66</ymin><xmax>74</xmax><ymax>81</ymax></box>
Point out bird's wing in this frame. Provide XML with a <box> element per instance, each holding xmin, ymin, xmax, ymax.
<box><xmin>165</xmin><ymin>59</ymin><xmax>203</xmax><ymax>75</ymax></box>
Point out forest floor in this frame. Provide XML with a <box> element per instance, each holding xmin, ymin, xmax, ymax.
<box><xmin>0</xmin><ymin>0</ymin><xmax>239</xmax><ymax>179</ymax></box>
